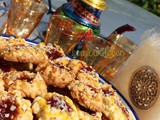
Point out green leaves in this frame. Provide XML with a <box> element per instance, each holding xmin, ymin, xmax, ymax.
<box><xmin>128</xmin><ymin>0</ymin><xmax>160</xmax><ymax>16</ymax></box>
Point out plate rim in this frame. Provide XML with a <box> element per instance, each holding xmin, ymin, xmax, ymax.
<box><xmin>99</xmin><ymin>75</ymin><xmax>139</xmax><ymax>120</ymax></box>
<box><xmin>0</xmin><ymin>34</ymin><xmax>39</xmax><ymax>45</ymax></box>
<box><xmin>0</xmin><ymin>34</ymin><xmax>140</xmax><ymax>120</ymax></box>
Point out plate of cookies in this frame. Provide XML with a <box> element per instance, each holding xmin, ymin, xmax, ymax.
<box><xmin>0</xmin><ymin>34</ymin><xmax>139</xmax><ymax>120</ymax></box>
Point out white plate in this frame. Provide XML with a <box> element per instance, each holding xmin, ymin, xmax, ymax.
<box><xmin>1</xmin><ymin>34</ymin><xmax>139</xmax><ymax>120</ymax></box>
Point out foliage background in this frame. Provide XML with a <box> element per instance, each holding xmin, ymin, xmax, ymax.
<box><xmin>128</xmin><ymin>0</ymin><xmax>160</xmax><ymax>16</ymax></box>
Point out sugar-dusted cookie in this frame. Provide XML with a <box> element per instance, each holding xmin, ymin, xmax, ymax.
<box><xmin>32</xmin><ymin>92</ymin><xmax>79</xmax><ymax>120</ymax></box>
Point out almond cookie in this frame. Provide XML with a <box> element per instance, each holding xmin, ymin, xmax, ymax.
<box><xmin>67</xmin><ymin>59</ymin><xmax>88</xmax><ymax>75</ymax></box>
<box><xmin>0</xmin><ymin>36</ymin><xmax>28</xmax><ymax>54</ymax></box>
<box><xmin>67</xmin><ymin>60</ymin><xmax>99</xmax><ymax>83</ymax></box>
<box><xmin>102</xmin><ymin>84</ymin><xmax>132</xmax><ymax>120</ymax></box>
<box><xmin>32</xmin><ymin>92</ymin><xmax>79</xmax><ymax>120</ymax></box>
<box><xmin>77</xmin><ymin>66</ymin><xmax>100</xmax><ymax>84</ymax></box>
<box><xmin>68</xmin><ymin>80</ymin><xmax>104</xmax><ymax>112</ymax></box>
<box><xmin>2</xmin><ymin>71</ymin><xmax>47</xmax><ymax>99</ymax></box>
<box><xmin>1</xmin><ymin>42</ymin><xmax>65</xmax><ymax>64</ymax></box>
<box><xmin>0</xmin><ymin>91</ymin><xmax>33</xmax><ymax>120</ymax></box>
<box><xmin>36</xmin><ymin>60</ymin><xmax>75</xmax><ymax>88</ymax></box>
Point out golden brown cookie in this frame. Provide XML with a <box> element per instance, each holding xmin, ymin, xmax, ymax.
<box><xmin>67</xmin><ymin>59</ymin><xmax>99</xmax><ymax>83</ymax></box>
<box><xmin>34</xmin><ymin>43</ymin><xmax>65</xmax><ymax>63</ymax></box>
<box><xmin>32</xmin><ymin>92</ymin><xmax>79</xmax><ymax>120</ymax></box>
<box><xmin>36</xmin><ymin>60</ymin><xmax>75</xmax><ymax>88</ymax></box>
<box><xmin>2</xmin><ymin>71</ymin><xmax>47</xmax><ymax>99</ymax></box>
<box><xmin>0</xmin><ymin>91</ymin><xmax>33</xmax><ymax>120</ymax></box>
<box><xmin>102</xmin><ymin>84</ymin><xmax>132</xmax><ymax>120</ymax></box>
<box><xmin>76</xmin><ymin>66</ymin><xmax>100</xmax><ymax>84</ymax></box>
<box><xmin>0</xmin><ymin>36</ymin><xmax>28</xmax><ymax>54</ymax></box>
<box><xmin>52</xmin><ymin>56</ymin><xmax>71</xmax><ymax>67</ymax></box>
<box><xmin>1</xmin><ymin>42</ymin><xmax>65</xmax><ymax>64</ymax></box>
<box><xmin>67</xmin><ymin>59</ymin><xmax>88</xmax><ymax>75</ymax></box>
<box><xmin>0</xmin><ymin>58</ymin><xmax>36</xmax><ymax>73</ymax></box>
<box><xmin>68</xmin><ymin>80</ymin><xmax>104</xmax><ymax>112</ymax></box>
<box><xmin>1</xmin><ymin>45</ymin><xmax>40</xmax><ymax>64</ymax></box>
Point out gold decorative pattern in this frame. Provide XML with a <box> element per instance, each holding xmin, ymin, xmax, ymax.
<box><xmin>129</xmin><ymin>66</ymin><xmax>160</xmax><ymax>109</ymax></box>
<box><xmin>82</xmin><ymin>0</ymin><xmax>107</xmax><ymax>10</ymax></box>
<box><xmin>71</xmin><ymin>0</ymin><xmax>100</xmax><ymax>26</ymax></box>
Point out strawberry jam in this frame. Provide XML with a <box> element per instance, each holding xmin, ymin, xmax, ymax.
<box><xmin>46</xmin><ymin>49</ymin><xmax>63</xmax><ymax>61</ymax></box>
<box><xmin>102</xmin><ymin>89</ymin><xmax>114</xmax><ymax>97</ymax></box>
<box><xmin>82</xmin><ymin>66</ymin><xmax>93</xmax><ymax>72</ymax></box>
<box><xmin>87</xmin><ymin>85</ymin><xmax>99</xmax><ymax>94</ymax></box>
<box><xmin>47</xmin><ymin>95</ymin><xmax>72</xmax><ymax>113</ymax></box>
<box><xmin>0</xmin><ymin>99</ymin><xmax>18</xmax><ymax>120</ymax></box>
<box><xmin>0</xmin><ymin>59</ymin><xmax>12</xmax><ymax>72</ymax></box>
<box><xmin>20</xmin><ymin>75</ymin><xmax>33</xmax><ymax>82</ymax></box>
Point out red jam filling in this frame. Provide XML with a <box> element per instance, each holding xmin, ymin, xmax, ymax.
<box><xmin>0</xmin><ymin>59</ymin><xmax>12</xmax><ymax>72</ymax></box>
<box><xmin>87</xmin><ymin>85</ymin><xmax>99</xmax><ymax>94</ymax></box>
<box><xmin>20</xmin><ymin>75</ymin><xmax>33</xmax><ymax>82</ymax></box>
<box><xmin>55</xmin><ymin>63</ymin><xmax>65</xmax><ymax>69</ymax></box>
<box><xmin>0</xmin><ymin>99</ymin><xmax>18</xmax><ymax>120</ymax></box>
<box><xmin>103</xmin><ymin>89</ymin><xmax>114</xmax><ymax>97</ymax></box>
<box><xmin>13</xmin><ymin>45</ymin><xmax>26</xmax><ymax>50</ymax></box>
<box><xmin>46</xmin><ymin>49</ymin><xmax>63</xmax><ymax>61</ymax></box>
<box><xmin>116</xmin><ymin>101</ymin><xmax>130</xmax><ymax>119</ymax></box>
<box><xmin>47</xmin><ymin>96</ymin><xmax>72</xmax><ymax>113</ymax></box>
<box><xmin>82</xmin><ymin>66</ymin><xmax>93</xmax><ymax>72</ymax></box>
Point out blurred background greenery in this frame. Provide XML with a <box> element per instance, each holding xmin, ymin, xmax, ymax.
<box><xmin>128</xmin><ymin>0</ymin><xmax>160</xmax><ymax>16</ymax></box>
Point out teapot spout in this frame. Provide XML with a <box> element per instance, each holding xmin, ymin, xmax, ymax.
<box><xmin>112</xmin><ymin>24</ymin><xmax>136</xmax><ymax>35</ymax></box>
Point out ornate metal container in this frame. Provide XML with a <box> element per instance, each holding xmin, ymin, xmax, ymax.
<box><xmin>61</xmin><ymin>0</ymin><xmax>106</xmax><ymax>35</ymax></box>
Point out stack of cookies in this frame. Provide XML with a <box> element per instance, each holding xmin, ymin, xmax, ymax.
<box><xmin>0</xmin><ymin>36</ymin><xmax>133</xmax><ymax>120</ymax></box>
